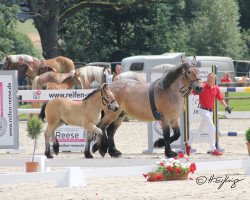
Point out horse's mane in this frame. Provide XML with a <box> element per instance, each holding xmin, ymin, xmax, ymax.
<box><xmin>3</xmin><ymin>54</ymin><xmax>39</xmax><ymax>64</ymax></box>
<box><xmin>79</xmin><ymin>66</ymin><xmax>106</xmax><ymax>83</ymax></box>
<box><xmin>83</xmin><ymin>87</ymin><xmax>100</xmax><ymax>101</ymax></box>
<box><xmin>157</xmin><ymin>64</ymin><xmax>184</xmax><ymax>89</ymax></box>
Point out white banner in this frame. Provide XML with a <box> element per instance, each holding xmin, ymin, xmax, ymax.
<box><xmin>50</xmin><ymin>125</ymin><xmax>86</xmax><ymax>152</ymax></box>
<box><xmin>0</xmin><ymin>71</ymin><xmax>19</xmax><ymax>149</ymax></box>
<box><xmin>18</xmin><ymin>89</ymin><xmax>94</xmax><ymax>102</ymax></box>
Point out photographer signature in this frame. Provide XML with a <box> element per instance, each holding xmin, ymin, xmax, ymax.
<box><xmin>196</xmin><ymin>174</ymin><xmax>245</xmax><ymax>190</ymax></box>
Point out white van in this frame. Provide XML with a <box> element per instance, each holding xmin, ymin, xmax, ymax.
<box><xmin>122</xmin><ymin>53</ymin><xmax>235</xmax><ymax>82</ymax></box>
<box><xmin>187</xmin><ymin>56</ymin><xmax>235</xmax><ymax>82</ymax></box>
<box><xmin>121</xmin><ymin>53</ymin><xmax>185</xmax><ymax>72</ymax></box>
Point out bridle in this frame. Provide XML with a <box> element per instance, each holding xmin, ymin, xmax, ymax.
<box><xmin>179</xmin><ymin>65</ymin><xmax>201</xmax><ymax>97</ymax></box>
<box><xmin>3</xmin><ymin>57</ymin><xmax>11</xmax><ymax>70</ymax></box>
<box><xmin>100</xmin><ymin>89</ymin><xmax>116</xmax><ymax>110</ymax></box>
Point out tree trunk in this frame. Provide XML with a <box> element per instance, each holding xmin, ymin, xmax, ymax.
<box><xmin>29</xmin><ymin>0</ymin><xmax>59</xmax><ymax>59</ymax></box>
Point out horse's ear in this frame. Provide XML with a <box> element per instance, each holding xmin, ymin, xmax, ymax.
<box><xmin>102</xmin><ymin>83</ymin><xmax>108</xmax><ymax>89</ymax></box>
<box><xmin>181</xmin><ymin>56</ymin><xmax>185</xmax><ymax>63</ymax></box>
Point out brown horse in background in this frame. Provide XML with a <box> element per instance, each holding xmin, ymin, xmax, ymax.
<box><xmin>38</xmin><ymin>84</ymin><xmax>119</xmax><ymax>158</ymax></box>
<box><xmin>2</xmin><ymin>54</ymin><xmax>75</xmax><ymax>81</ymax></box>
<box><xmin>32</xmin><ymin>70</ymin><xmax>81</xmax><ymax>90</ymax></box>
<box><xmin>84</xmin><ymin>59</ymin><xmax>203</xmax><ymax>159</ymax></box>
<box><xmin>43</xmin><ymin>75</ymin><xmax>83</xmax><ymax>90</ymax></box>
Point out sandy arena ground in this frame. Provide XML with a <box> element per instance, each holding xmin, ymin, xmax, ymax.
<box><xmin>0</xmin><ymin>118</ymin><xmax>249</xmax><ymax>200</ymax></box>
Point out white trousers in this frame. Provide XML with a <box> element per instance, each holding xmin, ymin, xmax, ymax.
<box><xmin>188</xmin><ymin>108</ymin><xmax>216</xmax><ymax>151</ymax></box>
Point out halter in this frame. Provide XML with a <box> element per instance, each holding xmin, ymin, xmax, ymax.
<box><xmin>179</xmin><ymin>66</ymin><xmax>201</xmax><ymax>97</ymax></box>
<box><xmin>3</xmin><ymin>57</ymin><xmax>11</xmax><ymax>70</ymax></box>
<box><xmin>100</xmin><ymin>89</ymin><xmax>115</xmax><ymax>110</ymax></box>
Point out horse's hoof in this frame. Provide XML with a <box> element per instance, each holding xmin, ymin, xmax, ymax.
<box><xmin>53</xmin><ymin>143</ymin><xmax>60</xmax><ymax>155</ymax></box>
<box><xmin>109</xmin><ymin>149</ymin><xmax>122</xmax><ymax>158</ymax></box>
<box><xmin>165</xmin><ymin>150</ymin><xmax>178</xmax><ymax>158</ymax></box>
<box><xmin>45</xmin><ymin>153</ymin><xmax>53</xmax><ymax>159</ymax></box>
<box><xmin>84</xmin><ymin>152</ymin><xmax>93</xmax><ymax>159</ymax></box>
<box><xmin>153</xmin><ymin>138</ymin><xmax>165</xmax><ymax>148</ymax></box>
<box><xmin>92</xmin><ymin>143</ymin><xmax>98</xmax><ymax>153</ymax></box>
<box><xmin>99</xmin><ymin>149</ymin><xmax>106</xmax><ymax>157</ymax></box>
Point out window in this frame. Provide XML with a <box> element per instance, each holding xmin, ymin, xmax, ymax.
<box><xmin>130</xmin><ymin>63</ymin><xmax>144</xmax><ymax>71</ymax></box>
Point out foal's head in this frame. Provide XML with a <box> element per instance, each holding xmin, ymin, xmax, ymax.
<box><xmin>100</xmin><ymin>83</ymin><xmax>119</xmax><ymax>111</ymax></box>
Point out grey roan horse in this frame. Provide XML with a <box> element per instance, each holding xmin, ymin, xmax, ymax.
<box><xmin>84</xmin><ymin>59</ymin><xmax>203</xmax><ymax>158</ymax></box>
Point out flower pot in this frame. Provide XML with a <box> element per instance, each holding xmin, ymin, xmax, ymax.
<box><xmin>246</xmin><ymin>142</ymin><xmax>250</xmax><ymax>156</ymax></box>
<box><xmin>147</xmin><ymin>172</ymin><xmax>165</xmax><ymax>182</ymax></box>
<box><xmin>164</xmin><ymin>172</ymin><xmax>189</xmax><ymax>181</ymax></box>
<box><xmin>26</xmin><ymin>162</ymin><xmax>39</xmax><ymax>173</ymax></box>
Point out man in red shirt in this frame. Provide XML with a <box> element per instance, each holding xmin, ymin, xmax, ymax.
<box><xmin>185</xmin><ymin>73</ymin><xmax>232</xmax><ymax>156</ymax></box>
<box><xmin>221</xmin><ymin>72</ymin><xmax>232</xmax><ymax>83</ymax></box>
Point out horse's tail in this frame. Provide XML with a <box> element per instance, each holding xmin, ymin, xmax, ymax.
<box><xmin>39</xmin><ymin>102</ymin><xmax>47</xmax><ymax>122</ymax></box>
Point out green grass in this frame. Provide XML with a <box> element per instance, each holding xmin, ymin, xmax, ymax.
<box><xmin>16</xmin><ymin>20</ymin><xmax>38</xmax><ymax>34</ymax></box>
<box><xmin>218</xmin><ymin>92</ymin><xmax>250</xmax><ymax>111</ymax></box>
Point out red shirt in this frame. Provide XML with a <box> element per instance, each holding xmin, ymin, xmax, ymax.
<box><xmin>193</xmin><ymin>83</ymin><xmax>224</xmax><ymax>109</ymax></box>
<box><xmin>221</xmin><ymin>78</ymin><xmax>231</xmax><ymax>83</ymax></box>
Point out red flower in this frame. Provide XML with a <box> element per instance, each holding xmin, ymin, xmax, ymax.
<box><xmin>174</xmin><ymin>168</ymin><xmax>181</xmax><ymax>174</ymax></box>
<box><xmin>178</xmin><ymin>153</ymin><xmax>185</xmax><ymax>158</ymax></box>
<box><xmin>155</xmin><ymin>173</ymin><xmax>164</xmax><ymax>180</ymax></box>
<box><xmin>143</xmin><ymin>173</ymin><xmax>149</xmax><ymax>178</ymax></box>
<box><xmin>167</xmin><ymin>165</ymin><xmax>173</xmax><ymax>172</ymax></box>
<box><xmin>159</xmin><ymin>162</ymin><xmax>164</xmax><ymax>167</ymax></box>
<box><xmin>189</xmin><ymin>163</ymin><xmax>196</xmax><ymax>174</ymax></box>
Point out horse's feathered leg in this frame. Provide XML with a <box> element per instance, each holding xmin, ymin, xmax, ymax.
<box><xmin>85</xmin><ymin>123</ymin><xmax>105</xmax><ymax>156</ymax></box>
<box><xmin>106</xmin><ymin>112</ymin><xmax>125</xmax><ymax>157</ymax></box>
<box><xmin>44</xmin><ymin>128</ymin><xmax>53</xmax><ymax>158</ymax></box>
<box><xmin>162</xmin><ymin>125</ymin><xmax>178</xmax><ymax>158</ymax></box>
<box><xmin>170</xmin><ymin>127</ymin><xmax>181</xmax><ymax>143</ymax></box>
<box><xmin>84</xmin><ymin>131</ymin><xmax>94</xmax><ymax>159</ymax></box>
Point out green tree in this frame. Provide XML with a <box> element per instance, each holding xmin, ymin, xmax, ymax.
<box><xmin>7</xmin><ymin>0</ymin><xmax>179</xmax><ymax>59</ymax></box>
<box><xmin>61</xmin><ymin>1</ymin><xmax>192</xmax><ymax>62</ymax></box>
<box><xmin>0</xmin><ymin>3</ymin><xmax>36</xmax><ymax>59</ymax></box>
<box><xmin>188</xmin><ymin>0</ymin><xmax>245</xmax><ymax>59</ymax></box>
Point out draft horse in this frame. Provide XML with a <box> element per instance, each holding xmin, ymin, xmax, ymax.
<box><xmin>78</xmin><ymin>66</ymin><xmax>111</xmax><ymax>88</ymax></box>
<box><xmin>38</xmin><ymin>83</ymin><xmax>119</xmax><ymax>158</ymax></box>
<box><xmin>2</xmin><ymin>54</ymin><xmax>75</xmax><ymax>80</ymax></box>
<box><xmin>84</xmin><ymin>59</ymin><xmax>203</xmax><ymax>158</ymax></box>
<box><xmin>32</xmin><ymin>70</ymin><xmax>82</xmax><ymax>90</ymax></box>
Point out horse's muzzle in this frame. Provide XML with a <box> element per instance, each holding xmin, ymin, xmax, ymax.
<box><xmin>193</xmin><ymin>85</ymin><xmax>203</xmax><ymax>94</ymax></box>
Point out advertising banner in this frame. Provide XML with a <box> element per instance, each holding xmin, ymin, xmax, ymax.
<box><xmin>0</xmin><ymin>71</ymin><xmax>19</xmax><ymax>149</ymax></box>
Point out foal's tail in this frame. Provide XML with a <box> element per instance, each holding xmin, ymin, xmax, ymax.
<box><xmin>39</xmin><ymin>102</ymin><xmax>47</xmax><ymax>122</ymax></box>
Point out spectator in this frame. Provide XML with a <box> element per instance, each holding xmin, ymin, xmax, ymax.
<box><xmin>185</xmin><ymin>73</ymin><xmax>232</xmax><ymax>156</ymax></box>
<box><xmin>112</xmin><ymin>64</ymin><xmax>122</xmax><ymax>81</ymax></box>
<box><xmin>17</xmin><ymin>56</ymin><xmax>33</xmax><ymax>86</ymax></box>
<box><xmin>37</xmin><ymin>58</ymin><xmax>56</xmax><ymax>75</ymax></box>
<box><xmin>221</xmin><ymin>72</ymin><xmax>232</xmax><ymax>83</ymax></box>
<box><xmin>237</xmin><ymin>74</ymin><xmax>249</xmax><ymax>83</ymax></box>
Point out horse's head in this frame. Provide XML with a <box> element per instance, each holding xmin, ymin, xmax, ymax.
<box><xmin>2</xmin><ymin>54</ymin><xmax>12</xmax><ymax>70</ymax></box>
<box><xmin>180</xmin><ymin>57</ymin><xmax>203</xmax><ymax>95</ymax></box>
<box><xmin>100</xmin><ymin>83</ymin><xmax>119</xmax><ymax>111</ymax></box>
<box><xmin>158</xmin><ymin>56</ymin><xmax>203</xmax><ymax>96</ymax></box>
<box><xmin>72</xmin><ymin>70</ymin><xmax>83</xmax><ymax>89</ymax></box>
